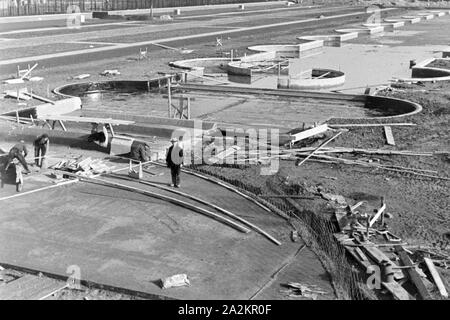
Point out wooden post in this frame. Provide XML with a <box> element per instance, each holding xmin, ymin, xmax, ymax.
<box><xmin>234</xmin><ymin>135</ymin><xmax>238</xmax><ymax>165</ymax></box>
<box><xmin>167</xmin><ymin>78</ymin><xmax>172</xmax><ymax>118</ymax></box>
<box><xmin>15</xmin><ymin>111</ymin><xmax>19</xmax><ymax>124</ymax></box>
<box><xmin>396</xmin><ymin>246</ymin><xmax>431</xmax><ymax>300</ymax></box>
<box><xmin>424</xmin><ymin>257</ymin><xmax>448</xmax><ymax>298</ymax></box>
<box><xmin>187</xmin><ymin>97</ymin><xmax>191</xmax><ymax>119</ymax></box>
<box><xmin>245</xmin><ymin>135</ymin><xmax>249</xmax><ymax>165</ymax></box>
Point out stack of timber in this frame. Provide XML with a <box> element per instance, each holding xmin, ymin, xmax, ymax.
<box><xmin>333</xmin><ymin>199</ymin><xmax>449</xmax><ymax>300</ymax></box>
<box><xmin>53</xmin><ymin>156</ymin><xmax>114</xmax><ymax>176</ymax></box>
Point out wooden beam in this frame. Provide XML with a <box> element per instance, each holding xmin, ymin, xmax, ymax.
<box><xmin>424</xmin><ymin>257</ymin><xmax>448</xmax><ymax>298</ymax></box>
<box><xmin>289</xmin><ymin>124</ymin><xmax>328</xmax><ymax>144</ymax></box>
<box><xmin>22</xmin><ymin>91</ymin><xmax>55</xmax><ymax>104</ymax></box>
<box><xmin>58</xmin><ymin>120</ymin><xmax>67</xmax><ymax>132</ymax></box>
<box><xmin>384</xmin><ymin>126</ymin><xmax>396</xmax><ymax>145</ymax></box>
<box><xmin>359</xmin><ymin>242</ymin><xmax>406</xmax><ymax>280</ymax></box>
<box><xmin>296</xmin><ymin>131</ymin><xmax>344</xmax><ymax>167</ymax></box>
<box><xmin>108</xmin><ymin>173</ymin><xmax>281</xmax><ymax>246</ymax></box>
<box><xmin>69</xmin><ymin>174</ymin><xmax>251</xmax><ymax>234</ymax></box>
<box><xmin>38</xmin><ymin>115</ymin><xmax>134</xmax><ymax>125</ymax></box>
<box><xmin>396</xmin><ymin>246</ymin><xmax>431</xmax><ymax>300</ymax></box>
<box><xmin>328</xmin><ymin>123</ymin><xmax>416</xmax><ymax>128</ymax></box>
<box><xmin>382</xmin><ymin>281</ymin><xmax>415</xmax><ymax>300</ymax></box>
<box><xmin>369</xmin><ymin>200</ymin><xmax>386</xmax><ymax>227</ymax></box>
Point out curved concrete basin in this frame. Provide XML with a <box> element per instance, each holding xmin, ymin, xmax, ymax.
<box><xmin>396</xmin><ymin>58</ymin><xmax>450</xmax><ymax>83</ymax></box>
<box><xmin>278</xmin><ymin>68</ymin><xmax>345</xmax><ymax>90</ymax></box>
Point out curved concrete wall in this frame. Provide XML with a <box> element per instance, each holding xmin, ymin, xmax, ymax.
<box><xmin>169</xmin><ymin>57</ymin><xmax>232</xmax><ymax>77</ymax></box>
<box><xmin>397</xmin><ymin>57</ymin><xmax>450</xmax><ymax>83</ymax></box>
<box><xmin>297</xmin><ymin>32</ymin><xmax>358</xmax><ymax>46</ymax></box>
<box><xmin>278</xmin><ymin>68</ymin><xmax>345</xmax><ymax>90</ymax></box>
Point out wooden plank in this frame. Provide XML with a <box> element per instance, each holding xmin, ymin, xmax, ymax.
<box><xmin>369</xmin><ymin>202</ymin><xmax>386</xmax><ymax>227</ymax></box>
<box><xmin>22</xmin><ymin>91</ymin><xmax>55</xmax><ymax>104</ymax></box>
<box><xmin>355</xmin><ymin>247</ymin><xmax>369</xmax><ymax>261</ymax></box>
<box><xmin>289</xmin><ymin>124</ymin><xmax>328</xmax><ymax>143</ymax></box>
<box><xmin>38</xmin><ymin>115</ymin><xmax>134</xmax><ymax>125</ymax></box>
<box><xmin>396</xmin><ymin>246</ymin><xmax>432</xmax><ymax>300</ymax></box>
<box><xmin>384</xmin><ymin>126</ymin><xmax>396</xmax><ymax>145</ymax></box>
<box><xmin>424</xmin><ymin>257</ymin><xmax>448</xmax><ymax>298</ymax></box>
<box><xmin>334</xmin><ymin>234</ymin><xmax>373</xmax><ymax>270</ymax></box>
<box><xmin>360</xmin><ymin>243</ymin><xmax>406</xmax><ymax>280</ymax></box>
<box><xmin>328</xmin><ymin>123</ymin><xmax>416</xmax><ymax>128</ymax></box>
<box><xmin>382</xmin><ymin>281</ymin><xmax>415</xmax><ymax>300</ymax></box>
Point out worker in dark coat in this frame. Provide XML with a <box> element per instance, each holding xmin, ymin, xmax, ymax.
<box><xmin>166</xmin><ymin>137</ymin><xmax>184</xmax><ymax>188</ymax></box>
<box><xmin>130</xmin><ymin>140</ymin><xmax>150</xmax><ymax>162</ymax></box>
<box><xmin>33</xmin><ymin>133</ymin><xmax>49</xmax><ymax>167</ymax></box>
<box><xmin>4</xmin><ymin>141</ymin><xmax>31</xmax><ymax>174</ymax></box>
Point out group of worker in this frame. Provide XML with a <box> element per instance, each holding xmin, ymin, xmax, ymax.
<box><xmin>3</xmin><ymin>134</ymin><xmax>49</xmax><ymax>174</ymax></box>
<box><xmin>2</xmin><ymin>133</ymin><xmax>185</xmax><ymax>188</ymax></box>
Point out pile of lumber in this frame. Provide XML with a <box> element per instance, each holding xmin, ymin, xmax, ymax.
<box><xmin>333</xmin><ymin>199</ymin><xmax>449</xmax><ymax>300</ymax></box>
<box><xmin>53</xmin><ymin>156</ymin><xmax>114</xmax><ymax>176</ymax></box>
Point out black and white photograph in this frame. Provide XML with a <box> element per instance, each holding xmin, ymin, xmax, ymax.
<box><xmin>0</xmin><ymin>0</ymin><xmax>448</xmax><ymax>309</ymax></box>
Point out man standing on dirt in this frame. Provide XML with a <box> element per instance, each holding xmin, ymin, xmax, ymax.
<box><xmin>166</xmin><ymin>137</ymin><xmax>184</xmax><ymax>188</ymax></box>
<box><xmin>33</xmin><ymin>133</ymin><xmax>49</xmax><ymax>168</ymax></box>
<box><xmin>4</xmin><ymin>141</ymin><xmax>31</xmax><ymax>174</ymax></box>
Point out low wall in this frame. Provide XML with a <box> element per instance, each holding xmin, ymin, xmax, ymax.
<box><xmin>397</xmin><ymin>57</ymin><xmax>450</xmax><ymax>82</ymax></box>
<box><xmin>169</xmin><ymin>57</ymin><xmax>231</xmax><ymax>76</ymax></box>
<box><xmin>335</xmin><ymin>26</ymin><xmax>385</xmax><ymax>35</ymax></box>
<box><xmin>297</xmin><ymin>32</ymin><xmax>358</xmax><ymax>46</ymax></box>
<box><xmin>278</xmin><ymin>68</ymin><xmax>345</xmax><ymax>90</ymax></box>
<box><xmin>81</xmin><ymin>109</ymin><xmax>217</xmax><ymax>131</ymax></box>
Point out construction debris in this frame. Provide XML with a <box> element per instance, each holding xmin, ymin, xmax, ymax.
<box><xmin>333</xmin><ymin>197</ymin><xmax>449</xmax><ymax>300</ymax></box>
<box><xmin>73</xmin><ymin>74</ymin><xmax>91</xmax><ymax>80</ymax></box>
<box><xmin>161</xmin><ymin>274</ymin><xmax>190</xmax><ymax>289</ymax></box>
<box><xmin>100</xmin><ymin>69</ymin><xmax>121</xmax><ymax>76</ymax></box>
<box><xmin>3</xmin><ymin>63</ymin><xmax>39</xmax><ymax>84</ymax></box>
<box><xmin>281</xmin><ymin>282</ymin><xmax>328</xmax><ymax>300</ymax></box>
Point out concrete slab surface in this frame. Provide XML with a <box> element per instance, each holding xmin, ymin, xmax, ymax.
<box><xmin>0</xmin><ymin>158</ymin><xmax>335</xmax><ymax>299</ymax></box>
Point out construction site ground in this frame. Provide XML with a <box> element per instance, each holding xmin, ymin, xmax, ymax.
<box><xmin>1</xmin><ymin>2</ymin><xmax>449</xmax><ymax>299</ymax></box>
<box><xmin>196</xmin><ymin>78</ymin><xmax>450</xmax><ymax>291</ymax></box>
<box><xmin>0</xmin><ymin>143</ymin><xmax>335</xmax><ymax>300</ymax></box>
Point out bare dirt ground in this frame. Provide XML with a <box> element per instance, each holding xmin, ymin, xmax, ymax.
<box><xmin>195</xmin><ymin>80</ymin><xmax>450</xmax><ymax>293</ymax></box>
<box><xmin>427</xmin><ymin>59</ymin><xmax>450</xmax><ymax>70</ymax></box>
